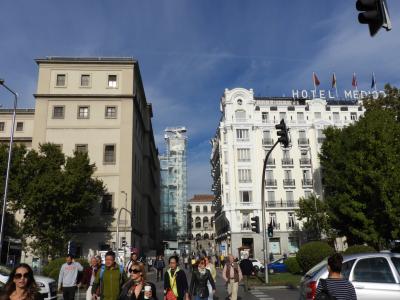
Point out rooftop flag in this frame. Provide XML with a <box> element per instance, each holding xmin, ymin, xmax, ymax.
<box><xmin>371</xmin><ymin>72</ymin><xmax>376</xmax><ymax>90</ymax></box>
<box><xmin>352</xmin><ymin>73</ymin><xmax>358</xmax><ymax>88</ymax></box>
<box><xmin>332</xmin><ymin>73</ymin><xmax>337</xmax><ymax>89</ymax></box>
<box><xmin>313</xmin><ymin>72</ymin><xmax>320</xmax><ymax>87</ymax></box>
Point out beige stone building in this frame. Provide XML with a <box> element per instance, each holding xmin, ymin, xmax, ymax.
<box><xmin>0</xmin><ymin>109</ymin><xmax>35</xmax><ymax>148</ymax></box>
<box><xmin>2</xmin><ymin>57</ymin><xmax>161</xmax><ymax>258</ymax></box>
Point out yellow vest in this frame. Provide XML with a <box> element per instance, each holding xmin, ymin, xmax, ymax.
<box><xmin>167</xmin><ymin>267</ymin><xmax>179</xmax><ymax>297</ymax></box>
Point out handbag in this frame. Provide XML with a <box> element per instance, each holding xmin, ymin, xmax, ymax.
<box><xmin>166</xmin><ymin>289</ymin><xmax>177</xmax><ymax>300</ymax></box>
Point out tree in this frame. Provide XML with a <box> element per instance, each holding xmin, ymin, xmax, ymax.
<box><xmin>296</xmin><ymin>194</ymin><xmax>333</xmax><ymax>242</ymax></box>
<box><xmin>2</xmin><ymin>143</ymin><xmax>105</xmax><ymax>258</ymax></box>
<box><xmin>320</xmin><ymin>91</ymin><xmax>400</xmax><ymax>249</ymax></box>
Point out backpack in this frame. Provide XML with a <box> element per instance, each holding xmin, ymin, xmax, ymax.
<box><xmin>315</xmin><ymin>279</ymin><xmax>336</xmax><ymax>300</ymax></box>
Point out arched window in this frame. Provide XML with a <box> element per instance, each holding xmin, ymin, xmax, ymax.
<box><xmin>203</xmin><ymin>233</ymin><xmax>210</xmax><ymax>240</ymax></box>
<box><xmin>210</xmin><ymin>217</ymin><xmax>214</xmax><ymax>228</ymax></box>
<box><xmin>196</xmin><ymin>233</ymin><xmax>202</xmax><ymax>240</ymax></box>
<box><xmin>235</xmin><ymin>109</ymin><xmax>246</xmax><ymax>121</ymax></box>
<box><xmin>203</xmin><ymin>205</ymin><xmax>208</xmax><ymax>213</ymax></box>
<box><xmin>195</xmin><ymin>217</ymin><xmax>201</xmax><ymax>228</ymax></box>
<box><xmin>196</xmin><ymin>206</ymin><xmax>200</xmax><ymax>213</ymax></box>
<box><xmin>203</xmin><ymin>216</ymin><xmax>209</xmax><ymax>229</ymax></box>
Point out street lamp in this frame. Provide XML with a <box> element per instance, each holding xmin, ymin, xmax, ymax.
<box><xmin>0</xmin><ymin>79</ymin><xmax>18</xmax><ymax>260</ymax></box>
<box><xmin>121</xmin><ymin>191</ymin><xmax>128</xmax><ymax>264</ymax></box>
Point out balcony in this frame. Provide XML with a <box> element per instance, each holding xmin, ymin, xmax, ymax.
<box><xmin>241</xmin><ymin>223</ymin><xmax>251</xmax><ymax>231</ymax></box>
<box><xmin>266</xmin><ymin>200</ymin><xmax>299</xmax><ymax>208</ymax></box>
<box><xmin>265</xmin><ymin>179</ymin><xmax>277</xmax><ymax>187</ymax></box>
<box><xmin>262</xmin><ymin>138</ymin><xmax>274</xmax><ymax>146</ymax></box>
<box><xmin>302</xmin><ymin>178</ymin><xmax>313</xmax><ymax>187</ymax></box>
<box><xmin>268</xmin><ymin>223</ymin><xmax>281</xmax><ymax>230</ymax></box>
<box><xmin>266</xmin><ymin>158</ymin><xmax>276</xmax><ymax>167</ymax></box>
<box><xmin>299</xmin><ymin>158</ymin><xmax>311</xmax><ymax>166</ymax></box>
<box><xmin>283</xmin><ymin>179</ymin><xmax>296</xmax><ymax>187</ymax></box>
<box><xmin>281</xmin><ymin>158</ymin><xmax>294</xmax><ymax>167</ymax></box>
<box><xmin>239</xmin><ymin>201</ymin><xmax>254</xmax><ymax>207</ymax></box>
<box><xmin>298</xmin><ymin>138</ymin><xmax>309</xmax><ymax>146</ymax></box>
<box><xmin>286</xmin><ymin>222</ymin><xmax>300</xmax><ymax>231</ymax></box>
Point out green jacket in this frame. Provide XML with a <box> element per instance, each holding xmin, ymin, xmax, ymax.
<box><xmin>91</xmin><ymin>264</ymin><xmax>127</xmax><ymax>300</ymax></box>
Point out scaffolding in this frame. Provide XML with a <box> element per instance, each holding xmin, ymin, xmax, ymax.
<box><xmin>160</xmin><ymin>127</ymin><xmax>188</xmax><ymax>241</ymax></box>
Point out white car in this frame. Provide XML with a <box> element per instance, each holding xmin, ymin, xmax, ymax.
<box><xmin>250</xmin><ymin>259</ymin><xmax>265</xmax><ymax>272</ymax></box>
<box><xmin>0</xmin><ymin>265</ymin><xmax>57</xmax><ymax>300</ymax></box>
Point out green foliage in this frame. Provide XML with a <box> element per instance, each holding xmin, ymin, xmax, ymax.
<box><xmin>344</xmin><ymin>245</ymin><xmax>376</xmax><ymax>255</ymax></box>
<box><xmin>284</xmin><ymin>257</ymin><xmax>302</xmax><ymax>274</ymax></box>
<box><xmin>0</xmin><ymin>143</ymin><xmax>106</xmax><ymax>258</ymax></box>
<box><xmin>296</xmin><ymin>242</ymin><xmax>334</xmax><ymax>273</ymax></box>
<box><xmin>320</xmin><ymin>91</ymin><xmax>400</xmax><ymax>249</ymax></box>
<box><xmin>43</xmin><ymin>257</ymin><xmax>89</xmax><ymax>281</ymax></box>
<box><xmin>296</xmin><ymin>194</ymin><xmax>334</xmax><ymax>242</ymax></box>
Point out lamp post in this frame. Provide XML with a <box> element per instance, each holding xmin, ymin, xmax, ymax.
<box><xmin>0</xmin><ymin>79</ymin><xmax>18</xmax><ymax>261</ymax></box>
<box><xmin>121</xmin><ymin>191</ymin><xmax>128</xmax><ymax>264</ymax></box>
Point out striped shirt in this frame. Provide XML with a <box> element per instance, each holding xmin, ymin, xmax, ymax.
<box><xmin>316</xmin><ymin>278</ymin><xmax>357</xmax><ymax>300</ymax></box>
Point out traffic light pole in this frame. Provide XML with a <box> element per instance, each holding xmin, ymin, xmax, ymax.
<box><xmin>261</xmin><ymin>140</ymin><xmax>280</xmax><ymax>284</ymax></box>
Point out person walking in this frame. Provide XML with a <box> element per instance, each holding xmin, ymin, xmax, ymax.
<box><xmin>58</xmin><ymin>254</ymin><xmax>83</xmax><ymax>300</ymax></box>
<box><xmin>147</xmin><ymin>257</ymin><xmax>153</xmax><ymax>273</ymax></box>
<box><xmin>315</xmin><ymin>253</ymin><xmax>357</xmax><ymax>300</ymax></box>
<box><xmin>222</xmin><ymin>255</ymin><xmax>242</xmax><ymax>300</ymax></box>
<box><xmin>92</xmin><ymin>251</ymin><xmax>127</xmax><ymax>300</ymax></box>
<box><xmin>239</xmin><ymin>255</ymin><xmax>254</xmax><ymax>292</ymax></box>
<box><xmin>189</xmin><ymin>258</ymin><xmax>215</xmax><ymax>300</ymax></box>
<box><xmin>82</xmin><ymin>257</ymin><xmax>101</xmax><ymax>300</ymax></box>
<box><xmin>203</xmin><ymin>257</ymin><xmax>217</xmax><ymax>300</ymax></box>
<box><xmin>183</xmin><ymin>256</ymin><xmax>189</xmax><ymax>270</ymax></box>
<box><xmin>126</xmin><ymin>252</ymin><xmax>139</xmax><ymax>275</ymax></box>
<box><xmin>0</xmin><ymin>263</ymin><xmax>42</xmax><ymax>300</ymax></box>
<box><xmin>154</xmin><ymin>256</ymin><xmax>165</xmax><ymax>282</ymax></box>
<box><xmin>163</xmin><ymin>256</ymin><xmax>189</xmax><ymax>300</ymax></box>
<box><xmin>119</xmin><ymin>262</ymin><xmax>157</xmax><ymax>300</ymax></box>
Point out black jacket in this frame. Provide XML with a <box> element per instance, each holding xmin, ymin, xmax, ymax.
<box><xmin>163</xmin><ymin>269</ymin><xmax>188</xmax><ymax>300</ymax></box>
<box><xmin>239</xmin><ymin>259</ymin><xmax>254</xmax><ymax>276</ymax></box>
<box><xmin>189</xmin><ymin>269</ymin><xmax>215</xmax><ymax>297</ymax></box>
<box><xmin>119</xmin><ymin>280</ymin><xmax>157</xmax><ymax>300</ymax></box>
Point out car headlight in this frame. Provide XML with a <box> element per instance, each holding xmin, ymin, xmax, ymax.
<box><xmin>37</xmin><ymin>282</ymin><xmax>45</xmax><ymax>288</ymax></box>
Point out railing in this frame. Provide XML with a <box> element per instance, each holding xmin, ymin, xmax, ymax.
<box><xmin>286</xmin><ymin>222</ymin><xmax>300</xmax><ymax>230</ymax></box>
<box><xmin>241</xmin><ymin>224</ymin><xmax>251</xmax><ymax>231</ymax></box>
<box><xmin>282</xmin><ymin>158</ymin><xmax>294</xmax><ymax>166</ymax></box>
<box><xmin>298</xmin><ymin>138</ymin><xmax>309</xmax><ymax>146</ymax></box>
<box><xmin>283</xmin><ymin>179</ymin><xmax>296</xmax><ymax>186</ymax></box>
<box><xmin>262</xmin><ymin>138</ymin><xmax>274</xmax><ymax>146</ymax></box>
<box><xmin>268</xmin><ymin>223</ymin><xmax>281</xmax><ymax>230</ymax></box>
<box><xmin>265</xmin><ymin>179</ymin><xmax>277</xmax><ymax>187</ymax></box>
<box><xmin>266</xmin><ymin>200</ymin><xmax>298</xmax><ymax>208</ymax></box>
<box><xmin>299</xmin><ymin>158</ymin><xmax>311</xmax><ymax>166</ymax></box>
<box><xmin>302</xmin><ymin>179</ymin><xmax>313</xmax><ymax>187</ymax></box>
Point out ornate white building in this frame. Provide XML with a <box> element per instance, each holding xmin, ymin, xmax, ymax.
<box><xmin>211</xmin><ymin>88</ymin><xmax>365</xmax><ymax>260</ymax></box>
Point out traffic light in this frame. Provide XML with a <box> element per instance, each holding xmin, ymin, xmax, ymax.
<box><xmin>267</xmin><ymin>224</ymin><xmax>274</xmax><ymax>238</ymax></box>
<box><xmin>251</xmin><ymin>216</ymin><xmax>260</xmax><ymax>233</ymax></box>
<box><xmin>356</xmin><ymin>0</ymin><xmax>392</xmax><ymax>37</ymax></box>
<box><xmin>275</xmin><ymin>119</ymin><xmax>289</xmax><ymax>148</ymax></box>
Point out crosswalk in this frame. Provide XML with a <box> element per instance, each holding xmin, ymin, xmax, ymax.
<box><xmin>248</xmin><ymin>288</ymin><xmax>275</xmax><ymax>300</ymax></box>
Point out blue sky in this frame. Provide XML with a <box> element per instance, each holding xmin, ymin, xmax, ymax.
<box><xmin>1</xmin><ymin>0</ymin><xmax>400</xmax><ymax>197</ymax></box>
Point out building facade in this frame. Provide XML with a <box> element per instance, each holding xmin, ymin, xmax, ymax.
<box><xmin>2</xmin><ymin>57</ymin><xmax>160</xmax><ymax>259</ymax></box>
<box><xmin>159</xmin><ymin>127</ymin><xmax>188</xmax><ymax>242</ymax></box>
<box><xmin>188</xmin><ymin>194</ymin><xmax>216</xmax><ymax>255</ymax></box>
<box><xmin>0</xmin><ymin>109</ymin><xmax>35</xmax><ymax>148</ymax></box>
<box><xmin>211</xmin><ymin>88</ymin><xmax>365</xmax><ymax>260</ymax></box>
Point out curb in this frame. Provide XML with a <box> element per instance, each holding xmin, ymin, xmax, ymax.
<box><xmin>252</xmin><ymin>285</ymin><xmax>299</xmax><ymax>290</ymax></box>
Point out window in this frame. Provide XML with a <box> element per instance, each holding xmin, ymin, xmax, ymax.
<box><xmin>269</xmin><ymin>213</ymin><xmax>277</xmax><ymax>227</ymax></box>
<box><xmin>16</xmin><ymin>122</ymin><xmax>23</xmax><ymax>131</ymax></box>
<box><xmin>54</xmin><ymin>144</ymin><xmax>63</xmax><ymax>151</ymax></box>
<box><xmin>224</xmin><ymin>151</ymin><xmax>228</xmax><ymax>164</ymax></box>
<box><xmin>105</xmin><ymin>106</ymin><xmax>117</xmax><ymax>118</ymax></box>
<box><xmin>103</xmin><ymin>144</ymin><xmax>116</xmax><ymax>164</ymax></box>
<box><xmin>288</xmin><ymin>213</ymin><xmax>296</xmax><ymax>228</ymax></box>
<box><xmin>286</xmin><ymin>191</ymin><xmax>294</xmax><ymax>202</ymax></box>
<box><xmin>56</xmin><ymin>74</ymin><xmax>66</xmax><ymax>86</ymax></box>
<box><xmin>288</xmin><ymin>237</ymin><xmax>299</xmax><ymax>253</ymax></box>
<box><xmin>267</xmin><ymin>191</ymin><xmax>275</xmax><ymax>202</ymax></box>
<box><xmin>53</xmin><ymin>106</ymin><xmax>65</xmax><ymax>119</ymax></box>
<box><xmin>242</xmin><ymin>213</ymin><xmax>250</xmax><ymax>229</ymax></box>
<box><xmin>203</xmin><ymin>216</ymin><xmax>209</xmax><ymax>228</ymax></box>
<box><xmin>225</xmin><ymin>171</ymin><xmax>229</xmax><ymax>185</ymax></box>
<box><xmin>333</xmin><ymin>112</ymin><xmax>340</xmax><ymax>122</ymax></box>
<box><xmin>304</xmin><ymin>191</ymin><xmax>312</xmax><ymax>198</ymax></box>
<box><xmin>0</xmin><ymin>122</ymin><xmax>4</xmax><ymax>131</ymax></box>
<box><xmin>297</xmin><ymin>112</ymin><xmax>304</xmax><ymax>122</ymax></box>
<box><xmin>270</xmin><ymin>238</ymin><xmax>281</xmax><ymax>254</ymax></box>
<box><xmin>195</xmin><ymin>206</ymin><xmax>200</xmax><ymax>213</ymax></box>
<box><xmin>314</xmin><ymin>112</ymin><xmax>321</xmax><ymax>119</ymax></box>
<box><xmin>75</xmin><ymin>144</ymin><xmax>88</xmax><ymax>154</ymax></box>
<box><xmin>341</xmin><ymin>259</ymin><xmax>356</xmax><ymax>279</ymax></box>
<box><xmin>391</xmin><ymin>257</ymin><xmax>400</xmax><ymax>275</ymax></box>
<box><xmin>350</xmin><ymin>112</ymin><xmax>357</xmax><ymax>121</ymax></box>
<box><xmin>283</xmin><ymin>150</ymin><xmax>290</xmax><ymax>159</ymax></box>
<box><xmin>279</xmin><ymin>112</ymin><xmax>286</xmax><ymax>121</ymax></box>
<box><xmin>101</xmin><ymin>194</ymin><xmax>113</xmax><ymax>214</ymax></box>
<box><xmin>262</xmin><ymin>112</ymin><xmax>269</xmax><ymax>123</ymax></box>
<box><xmin>78</xmin><ymin>106</ymin><xmax>90</xmax><ymax>119</ymax></box>
<box><xmin>266</xmin><ymin>170</ymin><xmax>274</xmax><ymax>180</ymax></box>
<box><xmin>284</xmin><ymin>170</ymin><xmax>292</xmax><ymax>180</ymax></box>
<box><xmin>203</xmin><ymin>206</ymin><xmax>208</xmax><ymax>213</ymax></box>
<box><xmin>238</xmin><ymin>169</ymin><xmax>252</xmax><ymax>183</ymax></box>
<box><xmin>240</xmin><ymin>191</ymin><xmax>252</xmax><ymax>203</ymax></box>
<box><xmin>353</xmin><ymin>257</ymin><xmax>395</xmax><ymax>283</ymax></box>
<box><xmin>108</xmin><ymin>75</ymin><xmax>117</xmax><ymax>88</ymax></box>
<box><xmin>235</xmin><ymin>110</ymin><xmax>246</xmax><ymax>122</ymax></box>
<box><xmin>81</xmin><ymin>74</ymin><xmax>91</xmax><ymax>87</ymax></box>
<box><xmin>195</xmin><ymin>217</ymin><xmax>201</xmax><ymax>228</ymax></box>
<box><xmin>236</xmin><ymin>129</ymin><xmax>249</xmax><ymax>141</ymax></box>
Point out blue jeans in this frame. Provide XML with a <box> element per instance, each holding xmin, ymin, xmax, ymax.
<box><xmin>195</xmin><ymin>296</ymin><xmax>208</xmax><ymax>300</ymax></box>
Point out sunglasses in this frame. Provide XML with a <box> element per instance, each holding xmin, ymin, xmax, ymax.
<box><xmin>129</xmin><ymin>269</ymin><xmax>141</xmax><ymax>274</ymax></box>
<box><xmin>14</xmin><ymin>273</ymin><xmax>29</xmax><ymax>280</ymax></box>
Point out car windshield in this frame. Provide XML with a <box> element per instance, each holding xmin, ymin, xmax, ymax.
<box><xmin>305</xmin><ymin>259</ymin><xmax>327</xmax><ymax>278</ymax></box>
<box><xmin>0</xmin><ymin>265</ymin><xmax>11</xmax><ymax>276</ymax></box>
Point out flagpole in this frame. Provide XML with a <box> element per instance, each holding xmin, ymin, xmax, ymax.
<box><xmin>373</xmin><ymin>72</ymin><xmax>377</xmax><ymax>92</ymax></box>
<box><xmin>353</xmin><ymin>72</ymin><xmax>359</xmax><ymax>100</ymax></box>
<box><xmin>313</xmin><ymin>72</ymin><xmax>317</xmax><ymax>99</ymax></box>
<box><xmin>334</xmin><ymin>73</ymin><xmax>339</xmax><ymax>99</ymax></box>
